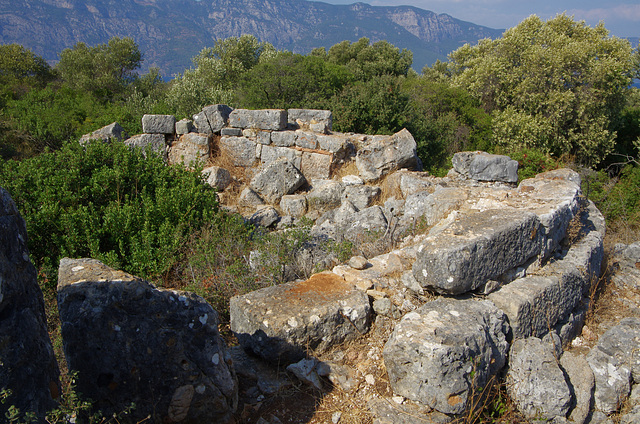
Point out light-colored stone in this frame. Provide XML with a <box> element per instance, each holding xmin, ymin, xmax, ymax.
<box><xmin>280</xmin><ymin>195</ymin><xmax>307</xmax><ymax>218</ymax></box>
<box><xmin>452</xmin><ymin>151</ymin><xmax>518</xmax><ymax>183</ymax></box>
<box><xmin>168</xmin><ymin>133</ymin><xmax>210</xmax><ymax>167</ymax></box>
<box><xmin>301</xmin><ymin>152</ymin><xmax>333</xmax><ymax>180</ymax></box>
<box><xmin>142</xmin><ymin>114</ymin><xmax>176</xmax><ymax>134</ymax></box>
<box><xmin>219</xmin><ymin>136</ymin><xmax>257</xmax><ymax>167</ymax></box>
<box><xmin>229</xmin><ymin>109</ymin><xmax>287</xmax><ymax>131</ymax></box>
<box><xmin>250</xmin><ymin>158</ymin><xmax>306</xmax><ymax>204</ymax></box>
<box><xmin>193</xmin><ymin>104</ymin><xmax>232</xmax><ymax>134</ymax></box>
<box><xmin>124</xmin><ymin>133</ymin><xmax>167</xmax><ymax>159</ymax></box>
<box><xmin>356</xmin><ymin>129</ymin><xmax>419</xmax><ymax>182</ymax></box>
<box><xmin>202</xmin><ymin>166</ymin><xmax>232</xmax><ymax>191</ymax></box>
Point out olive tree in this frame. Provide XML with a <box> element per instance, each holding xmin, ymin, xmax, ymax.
<box><xmin>447</xmin><ymin>14</ymin><xmax>637</xmax><ymax>165</ymax></box>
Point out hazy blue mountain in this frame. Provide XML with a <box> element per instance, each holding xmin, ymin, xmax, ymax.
<box><xmin>0</xmin><ymin>0</ymin><xmax>504</xmax><ymax>76</ymax></box>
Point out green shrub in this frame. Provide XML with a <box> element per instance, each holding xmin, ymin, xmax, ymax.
<box><xmin>507</xmin><ymin>148</ymin><xmax>562</xmax><ymax>182</ymax></box>
<box><xmin>0</xmin><ymin>140</ymin><xmax>219</xmax><ymax>288</ymax></box>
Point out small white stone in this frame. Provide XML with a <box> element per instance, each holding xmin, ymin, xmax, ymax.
<box><xmin>212</xmin><ymin>353</ymin><xmax>220</xmax><ymax>365</ymax></box>
<box><xmin>365</xmin><ymin>374</ymin><xmax>375</xmax><ymax>385</ymax></box>
<box><xmin>263</xmin><ymin>320</ymin><xmax>269</xmax><ymax>328</ymax></box>
<box><xmin>449</xmin><ymin>310</ymin><xmax>460</xmax><ymax>317</ymax></box>
<box><xmin>310</xmin><ymin>315</ymin><xmax>321</xmax><ymax>324</ymax></box>
<box><xmin>288</xmin><ymin>317</ymin><xmax>299</xmax><ymax>328</ymax></box>
<box><xmin>199</xmin><ymin>314</ymin><xmax>208</xmax><ymax>325</ymax></box>
<box><xmin>447</xmin><ymin>276</ymin><xmax>454</xmax><ymax>283</ymax></box>
<box><xmin>392</xmin><ymin>395</ymin><xmax>405</xmax><ymax>404</ymax></box>
<box><xmin>331</xmin><ymin>411</ymin><xmax>342</xmax><ymax>423</ymax></box>
<box><xmin>71</xmin><ymin>266</ymin><xmax>85</xmax><ymax>272</ymax></box>
<box><xmin>422</xmin><ymin>269</ymin><xmax>428</xmax><ymax>278</ymax></box>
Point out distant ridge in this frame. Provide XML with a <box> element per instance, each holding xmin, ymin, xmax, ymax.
<box><xmin>0</xmin><ymin>0</ymin><xmax>504</xmax><ymax>75</ymax></box>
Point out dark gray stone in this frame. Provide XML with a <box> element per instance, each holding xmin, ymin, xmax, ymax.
<box><xmin>220</xmin><ymin>127</ymin><xmax>242</xmax><ymax>136</ymax></box>
<box><xmin>383</xmin><ymin>298</ymin><xmax>510</xmax><ymax>415</ymax></box>
<box><xmin>79</xmin><ymin>122</ymin><xmax>128</xmax><ymax>145</ymax></box>
<box><xmin>0</xmin><ymin>188</ymin><xmax>60</xmax><ymax>421</ymax></box>
<box><xmin>57</xmin><ymin>258</ymin><xmax>237</xmax><ymax>424</ymax></box>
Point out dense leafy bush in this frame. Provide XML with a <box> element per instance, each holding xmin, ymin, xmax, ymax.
<box><xmin>0</xmin><ymin>140</ymin><xmax>219</xmax><ymax>287</ymax></box>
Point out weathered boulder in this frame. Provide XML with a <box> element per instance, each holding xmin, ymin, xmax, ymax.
<box><xmin>168</xmin><ymin>133</ymin><xmax>210</xmax><ymax>167</ymax></box>
<box><xmin>142</xmin><ymin>114</ymin><xmax>176</xmax><ymax>134</ymax></box>
<box><xmin>401</xmin><ymin>187</ymin><xmax>468</xmax><ymax>227</ymax></box>
<box><xmin>412</xmin><ymin>209</ymin><xmax>542</xmax><ymax>295</ymax></box>
<box><xmin>488</xmin><ymin>230</ymin><xmax>603</xmax><ymax>340</ymax></box>
<box><xmin>288</xmin><ymin>109</ymin><xmax>332</xmax><ymax>132</ymax></box>
<box><xmin>587</xmin><ymin>342</ymin><xmax>631</xmax><ymax>415</ymax></box>
<box><xmin>452</xmin><ymin>151</ymin><xmax>518</xmax><ymax>183</ymax></box>
<box><xmin>271</xmin><ymin>131</ymin><xmax>295</xmax><ymax>147</ymax></box>
<box><xmin>79</xmin><ymin>122</ymin><xmax>128</xmax><ymax>145</ymax></box>
<box><xmin>57</xmin><ymin>258</ymin><xmax>237</xmax><ymax>424</ymax></box>
<box><xmin>561</xmin><ymin>351</ymin><xmax>595</xmax><ymax>424</ymax></box>
<box><xmin>507</xmin><ymin>337</ymin><xmax>572</xmax><ymax>420</ymax></box>
<box><xmin>260</xmin><ymin>144</ymin><xmax>302</xmax><ymax>168</ymax></box>
<box><xmin>193</xmin><ymin>104</ymin><xmax>232</xmax><ymax>134</ymax></box>
<box><xmin>249</xmin><ymin>206</ymin><xmax>280</xmax><ymax>227</ymax></box>
<box><xmin>124</xmin><ymin>133</ymin><xmax>166</xmax><ymax>159</ymax></box>
<box><xmin>230</xmin><ymin>272</ymin><xmax>371</xmax><ymax>363</ymax></box>
<box><xmin>301</xmin><ymin>152</ymin><xmax>333</xmax><ymax>180</ymax></box>
<box><xmin>295</xmin><ymin>131</ymin><xmax>318</xmax><ymax>149</ymax></box>
<box><xmin>202</xmin><ymin>166</ymin><xmax>231</xmax><ymax>191</ymax></box>
<box><xmin>249</xmin><ymin>158</ymin><xmax>306</xmax><ymax>204</ymax></box>
<box><xmin>342</xmin><ymin>185</ymin><xmax>380</xmax><ymax>210</ymax></box>
<box><xmin>219</xmin><ymin>136</ymin><xmax>257</xmax><ymax>167</ymax></box>
<box><xmin>229</xmin><ymin>109</ymin><xmax>287</xmax><ymax>131</ymax></box>
<box><xmin>344</xmin><ymin>205</ymin><xmax>389</xmax><ymax>244</ymax></box>
<box><xmin>280</xmin><ymin>195</ymin><xmax>307</xmax><ymax>218</ymax></box>
<box><xmin>0</xmin><ymin>187</ymin><xmax>60</xmax><ymax>421</ymax></box>
<box><xmin>238</xmin><ymin>187</ymin><xmax>265</xmax><ymax>208</ymax></box>
<box><xmin>383</xmin><ymin>298</ymin><xmax>510</xmax><ymax>415</ymax></box>
<box><xmin>306</xmin><ymin>180</ymin><xmax>345</xmax><ymax>211</ymax></box>
<box><xmin>356</xmin><ymin>129</ymin><xmax>419</xmax><ymax>182</ymax></box>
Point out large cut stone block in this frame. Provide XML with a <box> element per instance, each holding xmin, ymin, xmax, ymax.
<box><xmin>260</xmin><ymin>144</ymin><xmax>302</xmax><ymax>168</ymax></box>
<box><xmin>193</xmin><ymin>104</ymin><xmax>232</xmax><ymax>134</ymax></box>
<box><xmin>452</xmin><ymin>151</ymin><xmax>518</xmax><ymax>183</ymax></box>
<box><xmin>301</xmin><ymin>152</ymin><xmax>333</xmax><ymax>180</ymax></box>
<box><xmin>124</xmin><ymin>133</ymin><xmax>167</xmax><ymax>160</ymax></box>
<box><xmin>230</xmin><ymin>272</ymin><xmax>371</xmax><ymax>363</ymax></box>
<box><xmin>412</xmin><ymin>209</ymin><xmax>542</xmax><ymax>295</ymax></box>
<box><xmin>250</xmin><ymin>157</ymin><xmax>306</xmax><ymax>204</ymax></box>
<box><xmin>229</xmin><ymin>109</ymin><xmax>287</xmax><ymax>131</ymax></box>
<box><xmin>383</xmin><ymin>298</ymin><xmax>510</xmax><ymax>415</ymax></box>
<box><xmin>57</xmin><ymin>258</ymin><xmax>237</xmax><ymax>424</ymax></box>
<box><xmin>79</xmin><ymin>122</ymin><xmax>128</xmax><ymax>145</ymax></box>
<box><xmin>142</xmin><ymin>114</ymin><xmax>176</xmax><ymax>134</ymax></box>
<box><xmin>488</xmin><ymin>230</ymin><xmax>603</xmax><ymax>339</ymax></box>
<box><xmin>0</xmin><ymin>188</ymin><xmax>60</xmax><ymax>421</ymax></box>
<box><xmin>288</xmin><ymin>109</ymin><xmax>332</xmax><ymax>132</ymax></box>
<box><xmin>356</xmin><ymin>129</ymin><xmax>419</xmax><ymax>181</ymax></box>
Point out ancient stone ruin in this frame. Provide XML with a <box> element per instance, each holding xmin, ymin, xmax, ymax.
<box><xmin>3</xmin><ymin>106</ymin><xmax>640</xmax><ymax>423</ymax></box>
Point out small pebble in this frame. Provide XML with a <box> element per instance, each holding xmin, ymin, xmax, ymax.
<box><xmin>365</xmin><ymin>374</ymin><xmax>375</xmax><ymax>385</ymax></box>
<box><xmin>331</xmin><ymin>411</ymin><xmax>342</xmax><ymax>423</ymax></box>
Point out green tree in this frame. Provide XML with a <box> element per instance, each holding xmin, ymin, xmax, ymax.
<box><xmin>168</xmin><ymin>35</ymin><xmax>275</xmax><ymax>117</ymax></box>
<box><xmin>57</xmin><ymin>37</ymin><xmax>143</xmax><ymax>101</ymax></box>
<box><xmin>0</xmin><ymin>44</ymin><xmax>54</xmax><ymax>96</ymax></box>
<box><xmin>447</xmin><ymin>14</ymin><xmax>637</xmax><ymax>165</ymax></box>
<box><xmin>326</xmin><ymin>38</ymin><xmax>413</xmax><ymax>79</ymax></box>
<box><xmin>238</xmin><ymin>52</ymin><xmax>353</xmax><ymax>109</ymax></box>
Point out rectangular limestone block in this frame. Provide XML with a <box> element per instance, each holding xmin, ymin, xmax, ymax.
<box><xmin>288</xmin><ymin>109</ymin><xmax>332</xmax><ymax>132</ymax></box>
<box><xmin>142</xmin><ymin>114</ymin><xmax>176</xmax><ymax>134</ymax></box>
<box><xmin>228</xmin><ymin>109</ymin><xmax>287</xmax><ymax>131</ymax></box>
<box><xmin>412</xmin><ymin>209</ymin><xmax>542</xmax><ymax>295</ymax></box>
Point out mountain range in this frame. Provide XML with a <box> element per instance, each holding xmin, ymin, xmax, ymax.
<box><xmin>0</xmin><ymin>0</ymin><xmax>505</xmax><ymax>76</ymax></box>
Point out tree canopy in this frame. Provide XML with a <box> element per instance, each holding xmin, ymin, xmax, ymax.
<box><xmin>446</xmin><ymin>14</ymin><xmax>637</xmax><ymax>165</ymax></box>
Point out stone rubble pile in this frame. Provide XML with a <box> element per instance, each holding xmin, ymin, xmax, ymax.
<box><xmin>4</xmin><ymin>107</ymin><xmax>639</xmax><ymax>422</ymax></box>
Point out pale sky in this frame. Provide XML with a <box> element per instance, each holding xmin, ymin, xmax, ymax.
<box><xmin>326</xmin><ymin>0</ymin><xmax>640</xmax><ymax>38</ymax></box>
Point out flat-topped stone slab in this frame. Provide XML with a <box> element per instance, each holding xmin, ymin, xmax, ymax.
<box><xmin>229</xmin><ymin>109</ymin><xmax>287</xmax><ymax>131</ymax></box>
<box><xmin>488</xmin><ymin>230</ymin><xmax>604</xmax><ymax>340</ymax></box>
<box><xmin>230</xmin><ymin>272</ymin><xmax>371</xmax><ymax>363</ymax></box>
<box><xmin>412</xmin><ymin>209</ymin><xmax>542</xmax><ymax>295</ymax></box>
<box><xmin>452</xmin><ymin>151</ymin><xmax>518</xmax><ymax>183</ymax></box>
<box><xmin>142</xmin><ymin>114</ymin><xmax>176</xmax><ymax>134</ymax></box>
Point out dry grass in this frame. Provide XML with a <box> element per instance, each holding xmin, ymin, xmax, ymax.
<box><xmin>332</xmin><ymin>160</ymin><xmax>360</xmax><ymax>180</ymax></box>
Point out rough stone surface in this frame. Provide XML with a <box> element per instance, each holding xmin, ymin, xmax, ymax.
<box><xmin>489</xmin><ymin>230</ymin><xmax>604</xmax><ymax>339</ymax></box>
<box><xmin>452</xmin><ymin>151</ymin><xmax>518</xmax><ymax>183</ymax></box>
<box><xmin>249</xmin><ymin>206</ymin><xmax>280</xmax><ymax>227</ymax></box>
<box><xmin>250</xmin><ymin>158</ymin><xmax>306</xmax><ymax>204</ymax></box>
<box><xmin>401</xmin><ymin>187</ymin><xmax>468</xmax><ymax>228</ymax></box>
<box><xmin>295</xmin><ymin>131</ymin><xmax>318</xmax><ymax>149</ymax></box>
<box><xmin>229</xmin><ymin>109</ymin><xmax>287</xmax><ymax>131</ymax></box>
<box><xmin>193</xmin><ymin>104</ymin><xmax>232</xmax><ymax>134</ymax></box>
<box><xmin>412</xmin><ymin>209</ymin><xmax>542</xmax><ymax>295</ymax></box>
<box><xmin>344</xmin><ymin>205</ymin><xmax>389</xmax><ymax>244</ymax></box>
<box><xmin>220</xmin><ymin>127</ymin><xmax>242</xmax><ymax>136</ymax></box>
<box><xmin>356</xmin><ymin>129</ymin><xmax>419</xmax><ymax>182</ymax></box>
<box><xmin>383</xmin><ymin>298</ymin><xmax>510</xmax><ymax>415</ymax></box>
<box><xmin>342</xmin><ymin>185</ymin><xmax>380</xmax><ymax>210</ymax></box>
<box><xmin>592</xmin><ymin>318</ymin><xmax>640</xmax><ymax>382</ymax></box>
<box><xmin>142</xmin><ymin>114</ymin><xmax>176</xmax><ymax>134</ymax></box>
<box><xmin>587</xmin><ymin>343</ymin><xmax>631</xmax><ymax>415</ymax></box>
<box><xmin>238</xmin><ymin>187</ymin><xmax>265</xmax><ymax>208</ymax></box>
<box><xmin>230</xmin><ymin>272</ymin><xmax>371</xmax><ymax>363</ymax></box>
<box><xmin>176</xmin><ymin>118</ymin><xmax>195</xmax><ymax>135</ymax></box>
<box><xmin>286</xmin><ymin>358</ymin><xmax>323</xmax><ymax>390</ymax></box>
<box><xmin>202</xmin><ymin>166</ymin><xmax>232</xmax><ymax>191</ymax></box>
<box><xmin>280</xmin><ymin>195</ymin><xmax>307</xmax><ymax>219</ymax></box>
<box><xmin>219</xmin><ymin>136</ymin><xmax>257</xmax><ymax>167</ymax></box>
<box><xmin>288</xmin><ymin>109</ymin><xmax>332</xmax><ymax>131</ymax></box>
<box><xmin>561</xmin><ymin>351</ymin><xmax>595</xmax><ymax>424</ymax></box>
<box><xmin>0</xmin><ymin>187</ymin><xmax>60</xmax><ymax>421</ymax></box>
<box><xmin>124</xmin><ymin>133</ymin><xmax>166</xmax><ymax>159</ymax></box>
<box><xmin>271</xmin><ymin>131</ymin><xmax>295</xmax><ymax>147</ymax></box>
<box><xmin>79</xmin><ymin>122</ymin><xmax>128</xmax><ymax>145</ymax></box>
<box><xmin>507</xmin><ymin>337</ymin><xmax>572</xmax><ymax>421</ymax></box>
<box><xmin>57</xmin><ymin>258</ymin><xmax>237</xmax><ymax>423</ymax></box>
<box><xmin>260</xmin><ymin>144</ymin><xmax>302</xmax><ymax>169</ymax></box>
<box><xmin>301</xmin><ymin>152</ymin><xmax>333</xmax><ymax>180</ymax></box>
<box><xmin>168</xmin><ymin>133</ymin><xmax>210</xmax><ymax>167</ymax></box>
<box><xmin>306</xmin><ymin>180</ymin><xmax>345</xmax><ymax>212</ymax></box>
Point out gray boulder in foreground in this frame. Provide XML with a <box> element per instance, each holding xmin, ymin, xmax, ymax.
<box><xmin>230</xmin><ymin>272</ymin><xmax>371</xmax><ymax>364</ymax></box>
<box><xmin>0</xmin><ymin>188</ymin><xmax>60</xmax><ymax>421</ymax></box>
<box><xmin>250</xmin><ymin>157</ymin><xmax>306</xmax><ymax>204</ymax></box>
<box><xmin>79</xmin><ymin>122</ymin><xmax>128</xmax><ymax>145</ymax></box>
<box><xmin>57</xmin><ymin>258</ymin><xmax>237</xmax><ymax>424</ymax></box>
<box><xmin>452</xmin><ymin>151</ymin><xmax>518</xmax><ymax>183</ymax></box>
<box><xmin>507</xmin><ymin>337</ymin><xmax>572</xmax><ymax>421</ymax></box>
<box><xmin>383</xmin><ymin>298</ymin><xmax>510</xmax><ymax>415</ymax></box>
<box><xmin>412</xmin><ymin>209</ymin><xmax>542</xmax><ymax>295</ymax></box>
